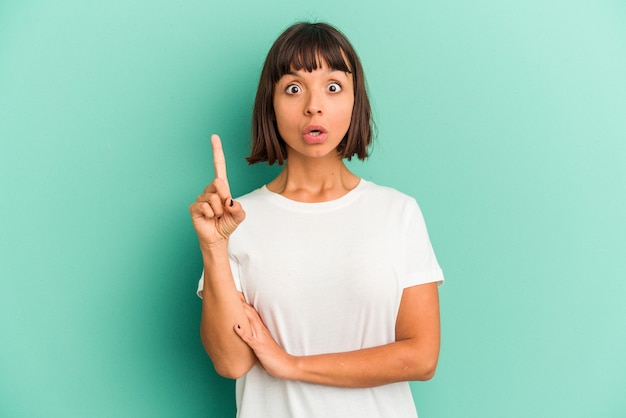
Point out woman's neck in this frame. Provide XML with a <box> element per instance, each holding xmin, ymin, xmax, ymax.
<box><xmin>266</xmin><ymin>154</ymin><xmax>360</xmax><ymax>203</ymax></box>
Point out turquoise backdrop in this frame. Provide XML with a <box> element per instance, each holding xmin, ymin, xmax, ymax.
<box><xmin>1</xmin><ymin>1</ymin><xmax>625</xmax><ymax>417</ymax></box>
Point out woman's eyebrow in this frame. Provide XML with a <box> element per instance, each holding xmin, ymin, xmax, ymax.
<box><xmin>284</xmin><ymin>68</ymin><xmax>349</xmax><ymax>77</ymax></box>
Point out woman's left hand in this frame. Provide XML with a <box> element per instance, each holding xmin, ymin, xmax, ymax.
<box><xmin>234</xmin><ymin>303</ymin><xmax>298</xmax><ymax>380</ymax></box>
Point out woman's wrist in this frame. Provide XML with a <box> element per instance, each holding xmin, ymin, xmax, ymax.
<box><xmin>200</xmin><ymin>239</ymin><xmax>229</xmax><ymax>258</ymax></box>
<box><xmin>280</xmin><ymin>354</ymin><xmax>302</xmax><ymax>381</ymax></box>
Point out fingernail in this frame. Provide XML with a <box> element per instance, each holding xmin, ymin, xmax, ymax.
<box><xmin>229</xmin><ymin>199</ymin><xmax>234</xmax><ymax>207</ymax></box>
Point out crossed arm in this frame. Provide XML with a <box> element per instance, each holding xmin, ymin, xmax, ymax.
<box><xmin>200</xmin><ymin>259</ymin><xmax>441</xmax><ymax>388</ymax></box>
<box><xmin>232</xmin><ymin>281</ymin><xmax>441</xmax><ymax>388</ymax></box>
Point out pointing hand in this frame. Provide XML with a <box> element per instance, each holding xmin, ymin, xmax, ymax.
<box><xmin>189</xmin><ymin>134</ymin><xmax>245</xmax><ymax>248</ymax></box>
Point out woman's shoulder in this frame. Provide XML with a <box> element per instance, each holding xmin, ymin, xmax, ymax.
<box><xmin>358</xmin><ymin>181</ymin><xmax>430</xmax><ymax>233</ymax></box>
<box><xmin>359</xmin><ymin>179</ymin><xmax>418</xmax><ymax>205</ymax></box>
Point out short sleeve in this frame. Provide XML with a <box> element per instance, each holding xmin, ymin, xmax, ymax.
<box><xmin>401</xmin><ymin>199</ymin><xmax>444</xmax><ymax>288</ymax></box>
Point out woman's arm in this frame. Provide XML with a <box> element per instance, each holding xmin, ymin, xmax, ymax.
<box><xmin>190</xmin><ymin>134</ymin><xmax>256</xmax><ymax>379</ymax></box>
<box><xmin>235</xmin><ymin>281</ymin><xmax>440</xmax><ymax>388</ymax></box>
<box><xmin>199</xmin><ymin>246</ymin><xmax>257</xmax><ymax>379</ymax></box>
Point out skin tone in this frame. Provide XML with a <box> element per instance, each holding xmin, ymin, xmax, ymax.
<box><xmin>190</xmin><ymin>135</ymin><xmax>254</xmax><ymax>378</ymax></box>
<box><xmin>189</xmin><ymin>60</ymin><xmax>441</xmax><ymax>386</ymax></box>
<box><xmin>267</xmin><ymin>61</ymin><xmax>360</xmax><ymax>200</ymax></box>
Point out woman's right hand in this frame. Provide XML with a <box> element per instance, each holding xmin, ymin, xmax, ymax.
<box><xmin>189</xmin><ymin>134</ymin><xmax>246</xmax><ymax>249</ymax></box>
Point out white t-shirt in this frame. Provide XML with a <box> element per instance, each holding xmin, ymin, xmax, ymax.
<box><xmin>198</xmin><ymin>179</ymin><xmax>444</xmax><ymax>418</ymax></box>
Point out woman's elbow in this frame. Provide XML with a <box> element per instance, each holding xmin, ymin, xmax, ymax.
<box><xmin>415</xmin><ymin>362</ymin><xmax>438</xmax><ymax>381</ymax></box>
<box><xmin>213</xmin><ymin>361</ymin><xmax>251</xmax><ymax>379</ymax></box>
<box><xmin>201</xmin><ymin>336</ymin><xmax>255</xmax><ymax>379</ymax></box>
<box><xmin>421</xmin><ymin>353</ymin><xmax>441</xmax><ymax>380</ymax></box>
<box><xmin>204</xmin><ymin>349</ymin><xmax>255</xmax><ymax>379</ymax></box>
<box><xmin>404</xmin><ymin>349</ymin><xmax>439</xmax><ymax>381</ymax></box>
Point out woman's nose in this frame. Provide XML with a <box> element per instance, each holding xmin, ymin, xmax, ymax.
<box><xmin>305</xmin><ymin>92</ymin><xmax>323</xmax><ymax>115</ymax></box>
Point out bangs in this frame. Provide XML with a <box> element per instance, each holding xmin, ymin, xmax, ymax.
<box><xmin>271</xmin><ymin>27</ymin><xmax>352</xmax><ymax>83</ymax></box>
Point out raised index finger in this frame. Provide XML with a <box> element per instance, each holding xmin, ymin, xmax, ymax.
<box><xmin>211</xmin><ymin>134</ymin><xmax>229</xmax><ymax>187</ymax></box>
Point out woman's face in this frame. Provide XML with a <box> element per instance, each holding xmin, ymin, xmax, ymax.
<box><xmin>273</xmin><ymin>59</ymin><xmax>354</xmax><ymax>161</ymax></box>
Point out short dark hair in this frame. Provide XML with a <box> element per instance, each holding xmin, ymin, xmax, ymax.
<box><xmin>247</xmin><ymin>22</ymin><xmax>373</xmax><ymax>165</ymax></box>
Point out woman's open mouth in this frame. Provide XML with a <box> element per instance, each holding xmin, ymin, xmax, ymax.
<box><xmin>303</xmin><ymin>125</ymin><xmax>328</xmax><ymax>143</ymax></box>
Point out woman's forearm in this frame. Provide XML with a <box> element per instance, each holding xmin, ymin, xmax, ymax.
<box><xmin>199</xmin><ymin>244</ymin><xmax>256</xmax><ymax>379</ymax></box>
<box><xmin>288</xmin><ymin>338</ymin><xmax>439</xmax><ymax>388</ymax></box>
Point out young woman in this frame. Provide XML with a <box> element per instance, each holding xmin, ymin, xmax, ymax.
<box><xmin>190</xmin><ymin>22</ymin><xmax>444</xmax><ymax>418</ymax></box>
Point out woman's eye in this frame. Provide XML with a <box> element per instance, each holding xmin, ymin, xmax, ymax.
<box><xmin>328</xmin><ymin>82</ymin><xmax>342</xmax><ymax>93</ymax></box>
<box><xmin>286</xmin><ymin>84</ymin><xmax>301</xmax><ymax>94</ymax></box>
